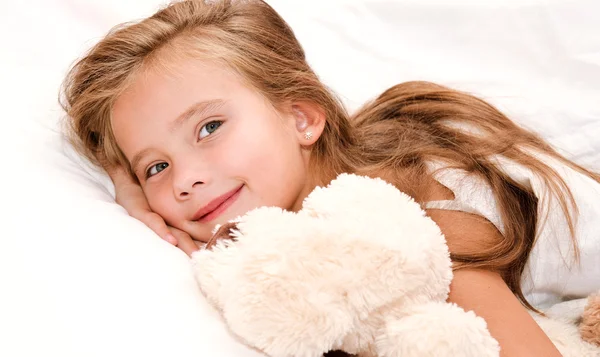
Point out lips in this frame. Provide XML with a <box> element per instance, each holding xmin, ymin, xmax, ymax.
<box><xmin>192</xmin><ymin>185</ymin><xmax>243</xmax><ymax>223</ymax></box>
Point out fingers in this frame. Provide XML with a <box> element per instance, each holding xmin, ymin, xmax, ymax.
<box><xmin>169</xmin><ymin>227</ymin><xmax>200</xmax><ymax>257</ymax></box>
<box><xmin>110</xmin><ymin>172</ymin><xmax>191</xmax><ymax>248</ymax></box>
<box><xmin>134</xmin><ymin>210</ymin><xmax>199</xmax><ymax>256</ymax></box>
<box><xmin>133</xmin><ymin>209</ymin><xmax>200</xmax><ymax>255</ymax></box>
<box><xmin>137</xmin><ymin>211</ymin><xmax>178</xmax><ymax>245</ymax></box>
<box><xmin>194</xmin><ymin>240</ymin><xmax>205</xmax><ymax>249</ymax></box>
<box><xmin>110</xmin><ymin>173</ymin><xmax>179</xmax><ymax>245</ymax></box>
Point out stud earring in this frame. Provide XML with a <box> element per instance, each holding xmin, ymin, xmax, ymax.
<box><xmin>304</xmin><ymin>131</ymin><xmax>313</xmax><ymax>140</ymax></box>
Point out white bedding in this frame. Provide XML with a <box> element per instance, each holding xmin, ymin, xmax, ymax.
<box><xmin>2</xmin><ymin>1</ymin><xmax>599</xmax><ymax>356</ymax></box>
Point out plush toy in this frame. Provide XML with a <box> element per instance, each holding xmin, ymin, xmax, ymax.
<box><xmin>531</xmin><ymin>295</ymin><xmax>600</xmax><ymax>357</ymax></box>
<box><xmin>191</xmin><ymin>174</ymin><xmax>600</xmax><ymax>357</ymax></box>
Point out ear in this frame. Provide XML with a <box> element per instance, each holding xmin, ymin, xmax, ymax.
<box><xmin>205</xmin><ymin>222</ymin><xmax>238</xmax><ymax>250</ymax></box>
<box><xmin>290</xmin><ymin>102</ymin><xmax>326</xmax><ymax>146</ymax></box>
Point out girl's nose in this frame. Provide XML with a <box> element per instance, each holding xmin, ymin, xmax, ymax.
<box><xmin>175</xmin><ymin>179</ymin><xmax>204</xmax><ymax>199</ymax></box>
<box><xmin>173</xmin><ymin>166</ymin><xmax>207</xmax><ymax>200</ymax></box>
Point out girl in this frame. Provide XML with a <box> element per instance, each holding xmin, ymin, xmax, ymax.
<box><xmin>61</xmin><ymin>0</ymin><xmax>600</xmax><ymax>356</ymax></box>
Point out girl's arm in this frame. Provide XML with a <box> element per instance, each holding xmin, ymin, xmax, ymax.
<box><xmin>426</xmin><ymin>209</ymin><xmax>563</xmax><ymax>357</ymax></box>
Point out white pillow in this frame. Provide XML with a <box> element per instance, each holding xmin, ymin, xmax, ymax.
<box><xmin>2</xmin><ymin>1</ymin><xmax>599</xmax><ymax>357</ymax></box>
<box><xmin>274</xmin><ymin>0</ymin><xmax>600</xmax><ymax>168</ymax></box>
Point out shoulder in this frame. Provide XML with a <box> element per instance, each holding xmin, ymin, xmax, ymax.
<box><xmin>423</xmin><ymin>179</ymin><xmax>503</xmax><ymax>255</ymax></box>
<box><xmin>425</xmin><ymin>208</ymin><xmax>502</xmax><ymax>255</ymax></box>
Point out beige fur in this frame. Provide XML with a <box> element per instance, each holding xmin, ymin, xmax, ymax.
<box><xmin>581</xmin><ymin>293</ymin><xmax>600</xmax><ymax>346</ymax></box>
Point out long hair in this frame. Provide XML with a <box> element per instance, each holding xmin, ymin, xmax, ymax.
<box><xmin>61</xmin><ymin>0</ymin><xmax>599</xmax><ymax>310</ymax></box>
<box><xmin>350</xmin><ymin>81</ymin><xmax>600</xmax><ymax>310</ymax></box>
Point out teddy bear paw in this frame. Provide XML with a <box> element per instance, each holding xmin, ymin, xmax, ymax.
<box><xmin>375</xmin><ymin>302</ymin><xmax>500</xmax><ymax>357</ymax></box>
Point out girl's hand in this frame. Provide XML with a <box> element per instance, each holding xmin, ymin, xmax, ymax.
<box><xmin>107</xmin><ymin>165</ymin><xmax>199</xmax><ymax>256</ymax></box>
<box><xmin>169</xmin><ymin>226</ymin><xmax>202</xmax><ymax>256</ymax></box>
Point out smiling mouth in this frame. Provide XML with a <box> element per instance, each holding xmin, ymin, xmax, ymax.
<box><xmin>192</xmin><ymin>185</ymin><xmax>244</xmax><ymax>223</ymax></box>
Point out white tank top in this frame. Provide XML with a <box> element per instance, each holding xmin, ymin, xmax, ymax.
<box><xmin>425</xmin><ymin>153</ymin><xmax>600</xmax><ymax>309</ymax></box>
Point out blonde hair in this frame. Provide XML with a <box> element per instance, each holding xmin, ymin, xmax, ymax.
<box><xmin>61</xmin><ymin>0</ymin><xmax>599</xmax><ymax>311</ymax></box>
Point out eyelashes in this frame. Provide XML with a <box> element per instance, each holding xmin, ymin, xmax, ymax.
<box><xmin>146</xmin><ymin>162</ymin><xmax>168</xmax><ymax>178</ymax></box>
<box><xmin>198</xmin><ymin>120</ymin><xmax>223</xmax><ymax>140</ymax></box>
<box><xmin>144</xmin><ymin>120</ymin><xmax>224</xmax><ymax>179</ymax></box>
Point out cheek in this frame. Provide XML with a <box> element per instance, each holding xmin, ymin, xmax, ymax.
<box><xmin>235</xmin><ymin>129</ymin><xmax>306</xmax><ymax>195</ymax></box>
<box><xmin>226</xmin><ymin>129</ymin><xmax>292</xmax><ymax>176</ymax></box>
<box><xmin>216</xmin><ymin>125</ymin><xmax>271</xmax><ymax>173</ymax></box>
<box><xmin>144</xmin><ymin>183</ymin><xmax>179</xmax><ymax>222</ymax></box>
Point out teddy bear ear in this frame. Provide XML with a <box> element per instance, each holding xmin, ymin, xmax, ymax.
<box><xmin>205</xmin><ymin>222</ymin><xmax>239</xmax><ymax>250</ymax></box>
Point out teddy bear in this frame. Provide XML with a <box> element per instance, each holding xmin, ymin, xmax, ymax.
<box><xmin>530</xmin><ymin>296</ymin><xmax>600</xmax><ymax>356</ymax></box>
<box><xmin>190</xmin><ymin>174</ymin><xmax>600</xmax><ymax>357</ymax></box>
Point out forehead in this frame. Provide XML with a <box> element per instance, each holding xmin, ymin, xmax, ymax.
<box><xmin>115</xmin><ymin>58</ymin><xmax>241</xmax><ymax>112</ymax></box>
<box><xmin>110</xmin><ymin>56</ymin><xmax>278</xmax><ymax>160</ymax></box>
<box><xmin>111</xmin><ymin>59</ymin><xmax>240</xmax><ymax>145</ymax></box>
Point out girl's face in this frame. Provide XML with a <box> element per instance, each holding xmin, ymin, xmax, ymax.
<box><xmin>112</xmin><ymin>58</ymin><xmax>320</xmax><ymax>242</ymax></box>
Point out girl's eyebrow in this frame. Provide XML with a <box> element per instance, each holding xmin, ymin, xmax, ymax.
<box><xmin>130</xmin><ymin>147</ymin><xmax>155</xmax><ymax>175</ymax></box>
<box><xmin>169</xmin><ymin>99</ymin><xmax>226</xmax><ymax>133</ymax></box>
<box><xmin>129</xmin><ymin>99</ymin><xmax>226</xmax><ymax>172</ymax></box>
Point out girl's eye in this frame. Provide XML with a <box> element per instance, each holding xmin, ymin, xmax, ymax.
<box><xmin>146</xmin><ymin>162</ymin><xmax>169</xmax><ymax>178</ymax></box>
<box><xmin>198</xmin><ymin>120</ymin><xmax>223</xmax><ymax>140</ymax></box>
